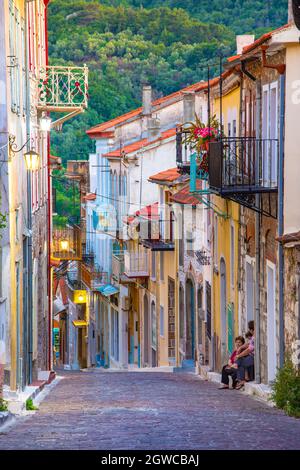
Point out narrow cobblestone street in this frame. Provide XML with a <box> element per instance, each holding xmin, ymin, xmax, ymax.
<box><xmin>0</xmin><ymin>371</ymin><xmax>299</xmax><ymax>450</ymax></box>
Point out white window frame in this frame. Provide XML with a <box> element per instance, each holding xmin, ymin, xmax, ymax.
<box><xmin>262</xmin><ymin>81</ymin><xmax>278</xmax><ymax>188</ymax></box>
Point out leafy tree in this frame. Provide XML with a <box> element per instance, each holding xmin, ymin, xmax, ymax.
<box><xmin>48</xmin><ymin>0</ymin><xmax>288</xmax><ymax>218</ymax></box>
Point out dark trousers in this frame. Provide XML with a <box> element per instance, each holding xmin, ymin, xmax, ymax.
<box><xmin>221</xmin><ymin>365</ymin><xmax>238</xmax><ymax>387</ymax></box>
<box><xmin>237</xmin><ymin>355</ymin><xmax>254</xmax><ymax>381</ymax></box>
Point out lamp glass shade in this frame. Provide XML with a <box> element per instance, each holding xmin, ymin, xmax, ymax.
<box><xmin>60</xmin><ymin>239</ymin><xmax>69</xmax><ymax>251</ymax></box>
<box><xmin>40</xmin><ymin>116</ymin><xmax>52</xmax><ymax>132</ymax></box>
<box><xmin>24</xmin><ymin>150</ymin><xmax>40</xmax><ymax>171</ymax></box>
<box><xmin>74</xmin><ymin>290</ymin><xmax>87</xmax><ymax>304</ymax></box>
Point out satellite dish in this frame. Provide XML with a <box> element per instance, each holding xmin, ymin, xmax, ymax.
<box><xmin>293</xmin><ymin>0</ymin><xmax>300</xmax><ymax>29</ymax></box>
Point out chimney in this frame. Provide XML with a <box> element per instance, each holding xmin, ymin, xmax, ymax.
<box><xmin>142</xmin><ymin>85</ymin><xmax>152</xmax><ymax>116</ymax></box>
<box><xmin>148</xmin><ymin>116</ymin><xmax>161</xmax><ymax>141</ymax></box>
<box><xmin>236</xmin><ymin>35</ymin><xmax>255</xmax><ymax>55</ymax></box>
<box><xmin>182</xmin><ymin>91</ymin><xmax>195</xmax><ymax>125</ymax></box>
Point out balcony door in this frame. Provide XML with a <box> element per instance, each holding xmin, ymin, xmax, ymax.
<box><xmin>262</xmin><ymin>82</ymin><xmax>278</xmax><ymax>188</ymax></box>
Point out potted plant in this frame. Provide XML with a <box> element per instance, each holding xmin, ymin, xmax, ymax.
<box><xmin>184</xmin><ymin>114</ymin><xmax>221</xmax><ymax>155</ymax></box>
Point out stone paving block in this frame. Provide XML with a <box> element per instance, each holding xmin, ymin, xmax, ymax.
<box><xmin>0</xmin><ymin>370</ymin><xmax>299</xmax><ymax>450</ymax></box>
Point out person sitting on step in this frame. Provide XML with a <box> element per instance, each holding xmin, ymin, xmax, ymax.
<box><xmin>235</xmin><ymin>321</ymin><xmax>255</xmax><ymax>390</ymax></box>
<box><xmin>219</xmin><ymin>336</ymin><xmax>245</xmax><ymax>390</ymax></box>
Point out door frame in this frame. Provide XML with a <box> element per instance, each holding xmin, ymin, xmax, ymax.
<box><xmin>266</xmin><ymin>260</ymin><xmax>277</xmax><ymax>383</ymax></box>
<box><xmin>220</xmin><ymin>257</ymin><xmax>227</xmax><ymax>363</ymax></box>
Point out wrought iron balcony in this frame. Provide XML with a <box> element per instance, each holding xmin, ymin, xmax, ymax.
<box><xmin>209</xmin><ymin>137</ymin><xmax>279</xmax><ymax>195</ymax></box>
<box><xmin>141</xmin><ymin>220</ymin><xmax>175</xmax><ymax>252</ymax></box>
<box><xmin>38</xmin><ymin>65</ymin><xmax>88</xmax><ymax>112</ymax></box>
<box><xmin>81</xmin><ymin>263</ymin><xmax>108</xmax><ymax>291</ymax></box>
<box><xmin>176</xmin><ymin>127</ymin><xmax>194</xmax><ymax>174</ymax></box>
<box><xmin>66</xmin><ymin>262</ymin><xmax>82</xmax><ymax>290</ymax></box>
<box><xmin>81</xmin><ymin>242</ymin><xmax>95</xmax><ymax>266</ymax></box>
<box><xmin>112</xmin><ymin>253</ymin><xmax>126</xmax><ymax>283</ymax></box>
<box><xmin>52</xmin><ymin>224</ymin><xmax>82</xmax><ymax>261</ymax></box>
<box><xmin>124</xmin><ymin>251</ymin><xmax>149</xmax><ymax>278</ymax></box>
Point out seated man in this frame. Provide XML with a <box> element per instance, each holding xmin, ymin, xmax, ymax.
<box><xmin>219</xmin><ymin>336</ymin><xmax>245</xmax><ymax>390</ymax></box>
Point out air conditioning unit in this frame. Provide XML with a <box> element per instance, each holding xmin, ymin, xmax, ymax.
<box><xmin>122</xmin><ymin>296</ymin><xmax>130</xmax><ymax>311</ymax></box>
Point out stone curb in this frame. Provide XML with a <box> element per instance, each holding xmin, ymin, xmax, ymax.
<box><xmin>4</xmin><ymin>371</ymin><xmax>56</xmax><ymax>415</ymax></box>
<box><xmin>0</xmin><ymin>411</ymin><xmax>14</xmax><ymax>429</ymax></box>
<box><xmin>200</xmin><ymin>369</ymin><xmax>274</xmax><ymax>405</ymax></box>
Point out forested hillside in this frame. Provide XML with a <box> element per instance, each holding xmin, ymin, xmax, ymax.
<box><xmin>49</xmin><ymin>0</ymin><xmax>288</xmax><ymax>223</ymax></box>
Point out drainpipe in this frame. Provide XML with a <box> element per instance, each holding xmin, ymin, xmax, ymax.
<box><xmin>25</xmin><ymin>1</ymin><xmax>33</xmax><ymax>385</ymax></box>
<box><xmin>278</xmin><ymin>73</ymin><xmax>286</xmax><ymax>368</ymax></box>
<box><xmin>255</xmin><ymin>80</ymin><xmax>262</xmax><ymax>384</ymax></box>
<box><xmin>44</xmin><ymin>1</ymin><xmax>52</xmax><ymax>373</ymax></box>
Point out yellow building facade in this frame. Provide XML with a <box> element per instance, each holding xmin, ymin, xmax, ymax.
<box><xmin>211</xmin><ymin>81</ymin><xmax>241</xmax><ymax>370</ymax></box>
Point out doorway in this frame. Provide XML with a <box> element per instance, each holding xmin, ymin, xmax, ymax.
<box><xmin>220</xmin><ymin>258</ymin><xmax>227</xmax><ymax>364</ymax></box>
<box><xmin>185</xmin><ymin>279</ymin><xmax>195</xmax><ymax>361</ymax></box>
<box><xmin>267</xmin><ymin>262</ymin><xmax>277</xmax><ymax>382</ymax></box>
<box><xmin>143</xmin><ymin>294</ymin><xmax>149</xmax><ymax>366</ymax></box>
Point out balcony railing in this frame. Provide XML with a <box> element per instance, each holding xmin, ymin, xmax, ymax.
<box><xmin>38</xmin><ymin>65</ymin><xmax>88</xmax><ymax>112</ymax></box>
<box><xmin>112</xmin><ymin>253</ymin><xmax>125</xmax><ymax>282</ymax></box>
<box><xmin>209</xmin><ymin>137</ymin><xmax>279</xmax><ymax>195</ymax></box>
<box><xmin>52</xmin><ymin>224</ymin><xmax>82</xmax><ymax>261</ymax></box>
<box><xmin>81</xmin><ymin>263</ymin><xmax>108</xmax><ymax>290</ymax></box>
<box><xmin>124</xmin><ymin>251</ymin><xmax>149</xmax><ymax>278</ymax></box>
<box><xmin>176</xmin><ymin>127</ymin><xmax>195</xmax><ymax>174</ymax></box>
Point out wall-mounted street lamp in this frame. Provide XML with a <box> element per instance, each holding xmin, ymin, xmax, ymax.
<box><xmin>40</xmin><ymin>114</ymin><xmax>52</xmax><ymax>132</ymax></box>
<box><xmin>8</xmin><ymin>135</ymin><xmax>40</xmax><ymax>171</ymax></box>
<box><xmin>60</xmin><ymin>239</ymin><xmax>70</xmax><ymax>252</ymax></box>
<box><xmin>24</xmin><ymin>149</ymin><xmax>40</xmax><ymax>171</ymax></box>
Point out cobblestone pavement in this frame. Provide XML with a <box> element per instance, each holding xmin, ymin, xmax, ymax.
<box><xmin>0</xmin><ymin>370</ymin><xmax>299</xmax><ymax>450</ymax></box>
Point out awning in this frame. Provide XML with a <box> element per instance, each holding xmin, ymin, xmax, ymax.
<box><xmin>72</xmin><ymin>320</ymin><xmax>88</xmax><ymax>328</ymax></box>
<box><xmin>53</xmin><ymin>297</ymin><xmax>66</xmax><ymax>316</ymax></box>
<box><xmin>50</xmin><ymin>256</ymin><xmax>61</xmax><ymax>268</ymax></box>
<box><xmin>96</xmin><ymin>284</ymin><xmax>119</xmax><ymax>297</ymax></box>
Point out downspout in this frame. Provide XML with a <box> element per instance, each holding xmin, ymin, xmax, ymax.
<box><xmin>255</xmin><ymin>79</ymin><xmax>261</xmax><ymax>384</ymax></box>
<box><xmin>278</xmin><ymin>73</ymin><xmax>286</xmax><ymax>368</ymax></box>
<box><xmin>44</xmin><ymin>0</ymin><xmax>52</xmax><ymax>373</ymax></box>
<box><xmin>25</xmin><ymin>1</ymin><xmax>33</xmax><ymax>385</ymax></box>
<box><xmin>241</xmin><ymin>60</ymin><xmax>261</xmax><ymax>383</ymax></box>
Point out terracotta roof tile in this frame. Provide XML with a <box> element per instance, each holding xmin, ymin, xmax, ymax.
<box><xmin>136</xmin><ymin>202</ymin><xmax>159</xmax><ymax>220</ymax></box>
<box><xmin>171</xmin><ymin>181</ymin><xmax>202</xmax><ymax>205</ymax></box>
<box><xmin>149</xmin><ymin>167</ymin><xmax>181</xmax><ymax>183</ymax></box>
<box><xmin>242</xmin><ymin>23</ymin><xmax>290</xmax><ymax>55</ymax></box>
<box><xmin>277</xmin><ymin>231</ymin><xmax>300</xmax><ymax>244</ymax></box>
<box><xmin>83</xmin><ymin>193</ymin><xmax>97</xmax><ymax>202</ymax></box>
<box><xmin>86</xmin><ymin>80</ymin><xmax>213</xmax><ymax>138</ymax></box>
<box><xmin>59</xmin><ymin>278</ymin><xmax>69</xmax><ymax>305</ymax></box>
<box><xmin>227</xmin><ymin>54</ymin><xmax>241</xmax><ymax>62</ymax></box>
<box><xmin>124</xmin><ymin>202</ymin><xmax>159</xmax><ymax>225</ymax></box>
<box><xmin>87</xmin><ymin>63</ymin><xmax>237</xmax><ymax>139</ymax></box>
<box><xmin>103</xmin><ymin>128</ymin><xmax>176</xmax><ymax>158</ymax></box>
<box><xmin>104</xmin><ymin>138</ymin><xmax>149</xmax><ymax>158</ymax></box>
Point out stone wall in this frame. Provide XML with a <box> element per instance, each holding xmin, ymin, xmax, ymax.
<box><xmin>283</xmin><ymin>245</ymin><xmax>300</xmax><ymax>360</ymax></box>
